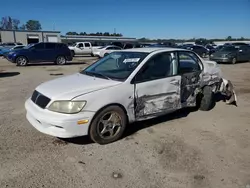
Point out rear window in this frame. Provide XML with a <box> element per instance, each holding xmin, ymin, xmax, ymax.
<box><xmin>45</xmin><ymin>43</ymin><xmax>56</xmax><ymax>49</ymax></box>
<box><xmin>85</xmin><ymin>43</ymin><xmax>91</xmax><ymax>47</ymax></box>
<box><xmin>16</xmin><ymin>43</ymin><xmax>23</xmax><ymax>45</ymax></box>
<box><xmin>56</xmin><ymin>43</ymin><xmax>68</xmax><ymax>48</ymax></box>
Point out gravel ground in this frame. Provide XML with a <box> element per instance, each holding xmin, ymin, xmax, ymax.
<box><xmin>1</xmin><ymin>57</ymin><xmax>250</xmax><ymax>188</ymax></box>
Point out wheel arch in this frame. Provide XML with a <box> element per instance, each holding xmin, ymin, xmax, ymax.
<box><xmin>15</xmin><ymin>55</ymin><xmax>29</xmax><ymax>63</ymax></box>
<box><xmin>88</xmin><ymin>103</ymin><xmax>129</xmax><ymax>134</ymax></box>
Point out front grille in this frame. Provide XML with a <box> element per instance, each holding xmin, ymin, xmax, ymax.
<box><xmin>31</xmin><ymin>90</ymin><xmax>51</xmax><ymax>109</ymax></box>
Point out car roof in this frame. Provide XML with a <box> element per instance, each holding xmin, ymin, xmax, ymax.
<box><xmin>121</xmin><ymin>47</ymin><xmax>186</xmax><ymax>53</ymax></box>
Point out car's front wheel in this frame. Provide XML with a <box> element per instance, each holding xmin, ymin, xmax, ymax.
<box><xmin>232</xmin><ymin>57</ymin><xmax>237</xmax><ymax>64</ymax></box>
<box><xmin>56</xmin><ymin>56</ymin><xmax>66</xmax><ymax>65</ymax></box>
<box><xmin>89</xmin><ymin>105</ymin><xmax>127</xmax><ymax>145</ymax></box>
<box><xmin>199</xmin><ymin>86</ymin><xmax>216</xmax><ymax>111</ymax></box>
<box><xmin>16</xmin><ymin>56</ymin><xmax>28</xmax><ymax>66</ymax></box>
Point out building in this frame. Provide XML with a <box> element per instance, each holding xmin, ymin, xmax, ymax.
<box><xmin>0</xmin><ymin>30</ymin><xmax>61</xmax><ymax>45</ymax></box>
<box><xmin>61</xmin><ymin>35</ymin><xmax>138</xmax><ymax>46</ymax></box>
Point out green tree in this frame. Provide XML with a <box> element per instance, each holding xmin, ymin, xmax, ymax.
<box><xmin>226</xmin><ymin>36</ymin><xmax>232</xmax><ymax>41</ymax></box>
<box><xmin>19</xmin><ymin>24</ymin><xmax>26</xmax><ymax>30</ymax></box>
<box><xmin>66</xmin><ymin>32</ymin><xmax>78</xmax><ymax>35</ymax></box>
<box><xmin>25</xmin><ymin>20</ymin><xmax>42</xmax><ymax>30</ymax></box>
<box><xmin>0</xmin><ymin>16</ymin><xmax>20</xmax><ymax>30</ymax></box>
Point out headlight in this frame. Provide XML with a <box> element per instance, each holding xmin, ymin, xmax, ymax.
<box><xmin>48</xmin><ymin>101</ymin><xmax>87</xmax><ymax>114</ymax></box>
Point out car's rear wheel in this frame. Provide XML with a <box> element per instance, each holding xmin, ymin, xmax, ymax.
<box><xmin>56</xmin><ymin>56</ymin><xmax>66</xmax><ymax>65</ymax></box>
<box><xmin>91</xmin><ymin>53</ymin><xmax>94</xmax><ymax>57</ymax></box>
<box><xmin>89</xmin><ymin>105</ymin><xmax>127</xmax><ymax>145</ymax></box>
<box><xmin>232</xmin><ymin>57</ymin><xmax>237</xmax><ymax>64</ymax></box>
<box><xmin>199</xmin><ymin>86</ymin><xmax>216</xmax><ymax>111</ymax></box>
<box><xmin>16</xmin><ymin>56</ymin><xmax>28</xmax><ymax>66</ymax></box>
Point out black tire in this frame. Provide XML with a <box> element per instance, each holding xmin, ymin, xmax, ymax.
<box><xmin>232</xmin><ymin>57</ymin><xmax>237</xmax><ymax>64</ymax></box>
<box><xmin>56</xmin><ymin>56</ymin><xmax>66</xmax><ymax>65</ymax></box>
<box><xmin>71</xmin><ymin>50</ymin><xmax>75</xmax><ymax>57</ymax></box>
<box><xmin>89</xmin><ymin>105</ymin><xmax>127</xmax><ymax>145</ymax></box>
<box><xmin>199</xmin><ymin>86</ymin><xmax>216</xmax><ymax>111</ymax></box>
<box><xmin>16</xmin><ymin>56</ymin><xmax>28</xmax><ymax>66</ymax></box>
<box><xmin>91</xmin><ymin>53</ymin><xmax>94</xmax><ymax>57</ymax></box>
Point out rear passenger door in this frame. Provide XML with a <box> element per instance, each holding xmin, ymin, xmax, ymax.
<box><xmin>83</xmin><ymin>42</ymin><xmax>92</xmax><ymax>54</ymax></box>
<box><xmin>44</xmin><ymin>43</ymin><xmax>57</xmax><ymax>61</ymax></box>
<box><xmin>177</xmin><ymin>51</ymin><xmax>202</xmax><ymax>107</ymax></box>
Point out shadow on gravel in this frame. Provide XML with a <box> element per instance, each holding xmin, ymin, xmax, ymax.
<box><xmin>60</xmin><ymin>94</ymin><xmax>230</xmax><ymax>145</ymax></box>
<box><xmin>0</xmin><ymin>72</ymin><xmax>20</xmax><ymax>78</ymax></box>
<box><xmin>124</xmin><ymin>107</ymin><xmax>198</xmax><ymax>138</ymax></box>
<box><xmin>60</xmin><ymin>136</ymin><xmax>93</xmax><ymax>145</ymax></box>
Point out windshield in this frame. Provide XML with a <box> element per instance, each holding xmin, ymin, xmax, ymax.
<box><xmin>219</xmin><ymin>46</ymin><xmax>237</xmax><ymax>52</ymax></box>
<box><xmin>81</xmin><ymin>51</ymin><xmax>149</xmax><ymax>81</ymax></box>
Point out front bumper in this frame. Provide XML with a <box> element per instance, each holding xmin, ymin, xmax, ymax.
<box><xmin>209</xmin><ymin>57</ymin><xmax>232</xmax><ymax>63</ymax></box>
<box><xmin>25</xmin><ymin>98</ymin><xmax>95</xmax><ymax>138</ymax></box>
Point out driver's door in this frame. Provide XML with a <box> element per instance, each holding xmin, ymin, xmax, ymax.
<box><xmin>75</xmin><ymin>43</ymin><xmax>84</xmax><ymax>55</ymax></box>
<box><xmin>133</xmin><ymin>52</ymin><xmax>181</xmax><ymax>119</ymax></box>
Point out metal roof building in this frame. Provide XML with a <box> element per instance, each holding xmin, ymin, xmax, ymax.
<box><xmin>61</xmin><ymin>35</ymin><xmax>138</xmax><ymax>45</ymax></box>
<box><xmin>0</xmin><ymin>30</ymin><xmax>61</xmax><ymax>45</ymax></box>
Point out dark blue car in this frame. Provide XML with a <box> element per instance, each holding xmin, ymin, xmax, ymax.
<box><xmin>7</xmin><ymin>42</ymin><xmax>72</xmax><ymax>66</ymax></box>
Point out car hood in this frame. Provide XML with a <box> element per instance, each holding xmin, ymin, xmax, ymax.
<box><xmin>36</xmin><ymin>73</ymin><xmax>122</xmax><ymax>100</ymax></box>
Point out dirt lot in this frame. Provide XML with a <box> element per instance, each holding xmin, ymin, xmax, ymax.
<box><xmin>0</xmin><ymin>57</ymin><xmax>250</xmax><ymax>188</ymax></box>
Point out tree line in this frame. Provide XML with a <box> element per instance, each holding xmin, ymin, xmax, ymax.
<box><xmin>65</xmin><ymin>31</ymin><xmax>123</xmax><ymax>37</ymax></box>
<box><xmin>0</xmin><ymin>16</ymin><xmax>42</xmax><ymax>31</ymax></box>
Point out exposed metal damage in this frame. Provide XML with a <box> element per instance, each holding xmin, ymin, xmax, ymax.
<box><xmin>132</xmin><ymin>60</ymin><xmax>237</xmax><ymax>120</ymax></box>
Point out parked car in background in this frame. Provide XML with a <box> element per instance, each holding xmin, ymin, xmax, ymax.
<box><xmin>231</xmin><ymin>42</ymin><xmax>249</xmax><ymax>46</ymax></box>
<box><xmin>6</xmin><ymin>42</ymin><xmax>72</xmax><ymax>66</ymax></box>
<box><xmin>189</xmin><ymin>45</ymin><xmax>208</xmax><ymax>57</ymax></box>
<box><xmin>1</xmin><ymin>45</ymin><xmax>25</xmax><ymax>58</ymax></box>
<box><xmin>68</xmin><ymin>42</ymin><xmax>102</xmax><ymax>57</ymax></box>
<box><xmin>1</xmin><ymin>42</ymin><xmax>23</xmax><ymax>48</ymax></box>
<box><xmin>98</xmin><ymin>45</ymin><xmax>122</xmax><ymax>58</ymax></box>
<box><xmin>205</xmin><ymin>44</ymin><xmax>216</xmax><ymax>55</ymax></box>
<box><xmin>25</xmin><ymin>48</ymin><xmax>237</xmax><ymax>144</ymax></box>
<box><xmin>210</xmin><ymin>45</ymin><xmax>250</xmax><ymax>64</ymax></box>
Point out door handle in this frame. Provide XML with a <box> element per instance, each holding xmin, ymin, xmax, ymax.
<box><xmin>170</xmin><ymin>80</ymin><xmax>180</xmax><ymax>85</ymax></box>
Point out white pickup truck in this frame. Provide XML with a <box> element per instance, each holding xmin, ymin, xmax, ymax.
<box><xmin>68</xmin><ymin>42</ymin><xmax>102</xmax><ymax>57</ymax></box>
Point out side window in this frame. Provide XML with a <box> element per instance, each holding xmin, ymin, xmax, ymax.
<box><xmin>135</xmin><ymin>52</ymin><xmax>177</xmax><ymax>83</ymax></box>
<box><xmin>78</xmin><ymin>43</ymin><xmax>83</xmax><ymax>48</ymax></box>
<box><xmin>33</xmin><ymin>43</ymin><xmax>44</xmax><ymax>50</ymax></box>
<box><xmin>178</xmin><ymin>51</ymin><xmax>201</xmax><ymax>74</ymax></box>
<box><xmin>106</xmin><ymin>47</ymin><xmax>113</xmax><ymax>50</ymax></box>
<box><xmin>114</xmin><ymin>47</ymin><xmax>121</xmax><ymax>50</ymax></box>
<box><xmin>45</xmin><ymin>43</ymin><xmax>56</xmax><ymax>49</ymax></box>
<box><xmin>85</xmin><ymin>43</ymin><xmax>90</xmax><ymax>47</ymax></box>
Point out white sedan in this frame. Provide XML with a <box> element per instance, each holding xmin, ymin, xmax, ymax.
<box><xmin>25</xmin><ymin>48</ymin><xmax>237</xmax><ymax>144</ymax></box>
<box><xmin>93</xmin><ymin>45</ymin><xmax>122</xmax><ymax>58</ymax></box>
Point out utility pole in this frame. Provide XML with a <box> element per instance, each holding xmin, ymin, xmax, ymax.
<box><xmin>114</xmin><ymin>28</ymin><xmax>116</xmax><ymax>34</ymax></box>
<box><xmin>53</xmin><ymin>23</ymin><xmax>55</xmax><ymax>31</ymax></box>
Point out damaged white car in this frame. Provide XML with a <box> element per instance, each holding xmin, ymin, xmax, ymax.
<box><xmin>25</xmin><ymin>48</ymin><xmax>237</xmax><ymax>144</ymax></box>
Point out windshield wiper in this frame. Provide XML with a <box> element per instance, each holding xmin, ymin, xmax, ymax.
<box><xmin>84</xmin><ymin>71</ymin><xmax>112</xmax><ymax>80</ymax></box>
